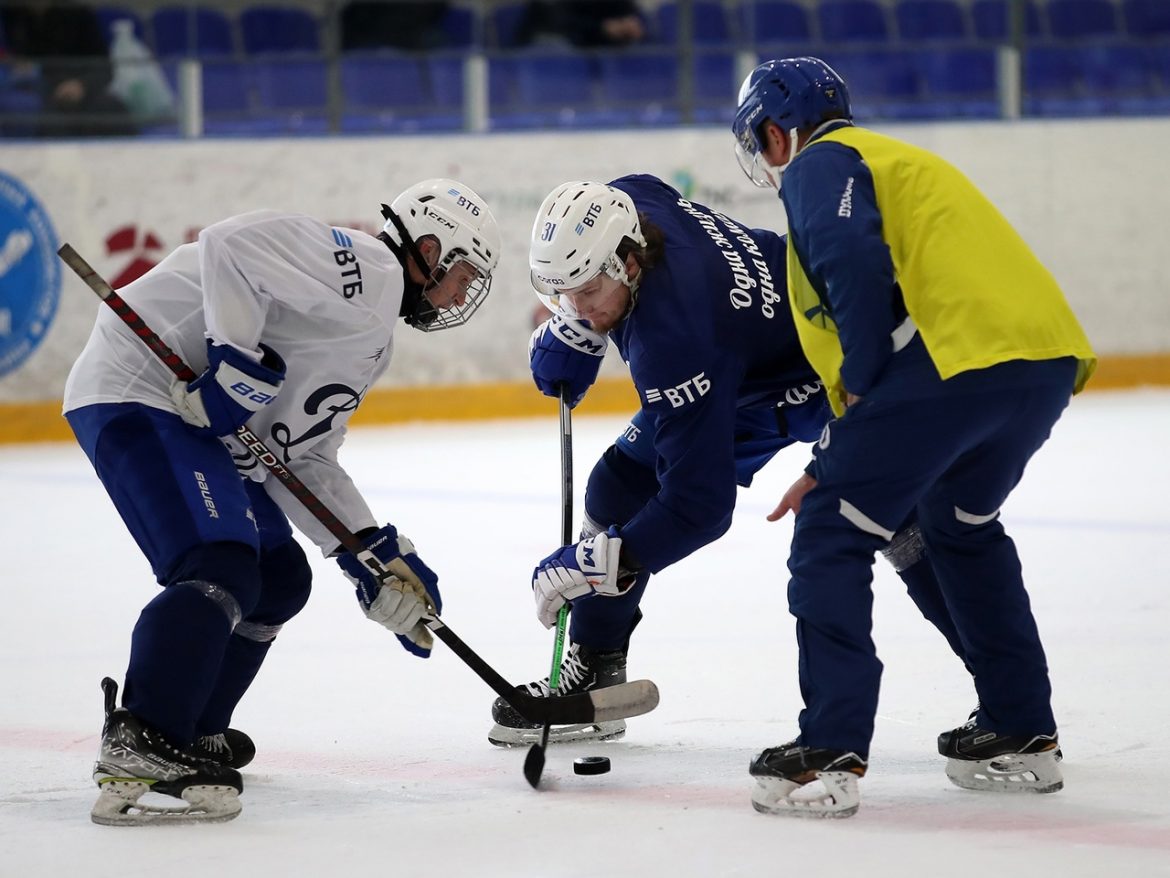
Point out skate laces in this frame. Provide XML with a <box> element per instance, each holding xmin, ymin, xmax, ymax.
<box><xmin>197</xmin><ymin>734</ymin><xmax>228</xmax><ymax>755</ymax></box>
<box><xmin>525</xmin><ymin>644</ymin><xmax>591</xmax><ymax>696</ymax></box>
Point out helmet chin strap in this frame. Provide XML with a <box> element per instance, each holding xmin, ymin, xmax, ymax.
<box><xmin>379</xmin><ymin>204</ymin><xmax>440</xmax><ymax>328</ymax></box>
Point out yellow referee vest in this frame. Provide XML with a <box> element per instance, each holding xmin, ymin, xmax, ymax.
<box><xmin>786</xmin><ymin>126</ymin><xmax>1096</xmax><ymax>416</ymax></box>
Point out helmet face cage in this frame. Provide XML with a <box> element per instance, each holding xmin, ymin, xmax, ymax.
<box><xmin>529</xmin><ymin>181</ymin><xmax>646</xmax><ymax>318</ymax></box>
<box><xmin>385</xmin><ymin>178</ymin><xmax>501</xmax><ymax>332</ymax></box>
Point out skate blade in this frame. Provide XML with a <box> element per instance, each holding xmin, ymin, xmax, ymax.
<box><xmin>945</xmin><ymin>751</ymin><xmax>1064</xmax><ymax>793</ymax></box>
<box><xmin>750</xmin><ymin>771</ymin><xmax>861</xmax><ymax>818</ymax></box>
<box><xmin>91</xmin><ymin>779</ymin><xmax>242</xmax><ymax>826</ymax></box>
<box><xmin>487</xmin><ymin>720</ymin><xmax>626</xmax><ymax>748</ymax></box>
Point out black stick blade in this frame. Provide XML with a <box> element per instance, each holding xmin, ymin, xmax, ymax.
<box><xmin>523</xmin><ymin>743</ymin><xmax>547</xmax><ymax>789</ymax></box>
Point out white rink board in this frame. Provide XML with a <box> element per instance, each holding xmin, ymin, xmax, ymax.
<box><xmin>2</xmin><ymin>118</ymin><xmax>1168</xmax><ymax>402</ymax></box>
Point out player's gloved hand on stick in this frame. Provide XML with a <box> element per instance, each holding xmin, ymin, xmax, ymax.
<box><xmin>337</xmin><ymin>524</ymin><xmax>442</xmax><ymax>658</ymax></box>
<box><xmin>529</xmin><ymin>314</ymin><xmax>608</xmax><ymax>408</ymax></box>
<box><xmin>532</xmin><ymin>526</ymin><xmax>629</xmax><ymax>628</ymax></box>
<box><xmin>172</xmin><ymin>339</ymin><xmax>285</xmax><ymax>437</ymax></box>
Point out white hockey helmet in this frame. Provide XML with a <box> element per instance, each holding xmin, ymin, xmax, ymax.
<box><xmin>383</xmin><ymin>178</ymin><xmax>501</xmax><ymax>331</ymax></box>
<box><xmin>529</xmin><ymin>181</ymin><xmax>647</xmax><ymax>318</ymax></box>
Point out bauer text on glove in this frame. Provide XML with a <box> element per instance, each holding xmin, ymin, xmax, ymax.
<box><xmin>172</xmin><ymin>340</ymin><xmax>285</xmax><ymax>437</ymax></box>
<box><xmin>336</xmin><ymin>523</ymin><xmax>443</xmax><ymax>658</ymax></box>
<box><xmin>529</xmin><ymin>315</ymin><xmax>608</xmax><ymax>408</ymax></box>
<box><xmin>532</xmin><ymin>526</ymin><xmax>631</xmax><ymax>628</ymax></box>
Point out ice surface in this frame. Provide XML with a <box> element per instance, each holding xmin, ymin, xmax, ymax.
<box><xmin>2</xmin><ymin>390</ymin><xmax>1168</xmax><ymax>877</ymax></box>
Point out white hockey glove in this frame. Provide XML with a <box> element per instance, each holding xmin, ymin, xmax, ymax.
<box><xmin>336</xmin><ymin>524</ymin><xmax>442</xmax><ymax>658</ymax></box>
<box><xmin>532</xmin><ymin>526</ymin><xmax>626</xmax><ymax>628</ymax></box>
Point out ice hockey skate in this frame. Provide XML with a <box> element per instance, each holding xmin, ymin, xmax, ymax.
<box><xmin>749</xmin><ymin>742</ymin><xmax>868</xmax><ymax>818</ymax></box>
<box><xmin>488</xmin><ymin>642</ymin><xmax>628</xmax><ymax>746</ymax></box>
<box><xmin>938</xmin><ymin>721</ymin><xmax>1063</xmax><ymax>793</ymax></box>
<box><xmin>947</xmin><ymin>704</ymin><xmax>1063</xmax><ymax>763</ymax></box>
<box><xmin>90</xmin><ymin>678</ymin><xmax>244</xmax><ymax>826</ymax></box>
<box><xmin>191</xmin><ymin>728</ymin><xmax>256</xmax><ymax>769</ymax></box>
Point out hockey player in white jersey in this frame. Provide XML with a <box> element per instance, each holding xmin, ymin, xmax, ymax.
<box><xmin>62</xmin><ymin>179</ymin><xmax>500</xmax><ymax>825</ymax></box>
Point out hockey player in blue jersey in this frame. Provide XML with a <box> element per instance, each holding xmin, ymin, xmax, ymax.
<box><xmin>731</xmin><ymin>57</ymin><xmax>1097</xmax><ymax>816</ymax></box>
<box><xmin>488</xmin><ymin>175</ymin><xmax>972</xmax><ymax>748</ymax></box>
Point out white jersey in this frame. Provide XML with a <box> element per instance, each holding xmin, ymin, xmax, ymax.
<box><xmin>63</xmin><ymin>209</ymin><xmax>406</xmax><ymax>553</ymax></box>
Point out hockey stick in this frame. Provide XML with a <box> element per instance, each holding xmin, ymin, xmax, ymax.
<box><xmin>58</xmin><ymin>243</ymin><xmax>658</xmax><ymax>726</ymax></box>
<box><xmin>522</xmin><ymin>387</ymin><xmax>573</xmax><ymax>788</ymax></box>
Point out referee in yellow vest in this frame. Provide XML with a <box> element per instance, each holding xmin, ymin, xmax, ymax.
<box><xmin>731</xmin><ymin>57</ymin><xmax>1096</xmax><ymax>818</ymax></box>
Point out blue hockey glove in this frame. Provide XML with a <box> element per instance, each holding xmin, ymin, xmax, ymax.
<box><xmin>529</xmin><ymin>315</ymin><xmax>608</xmax><ymax>408</ymax></box>
<box><xmin>532</xmin><ymin>526</ymin><xmax>627</xmax><ymax>628</ymax></box>
<box><xmin>337</xmin><ymin>524</ymin><xmax>442</xmax><ymax>658</ymax></box>
<box><xmin>172</xmin><ymin>340</ymin><xmax>285</xmax><ymax>437</ymax></box>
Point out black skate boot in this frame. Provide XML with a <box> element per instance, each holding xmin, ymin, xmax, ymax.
<box><xmin>488</xmin><ymin>642</ymin><xmax>628</xmax><ymax>747</ymax></box>
<box><xmin>749</xmin><ymin>742</ymin><xmax>868</xmax><ymax>818</ymax></box>
<box><xmin>949</xmin><ymin>704</ymin><xmax>1063</xmax><ymax>762</ymax></box>
<box><xmin>190</xmin><ymin>729</ymin><xmax>256</xmax><ymax>769</ymax></box>
<box><xmin>938</xmin><ymin>720</ymin><xmax>1063</xmax><ymax>793</ymax></box>
<box><xmin>91</xmin><ymin>678</ymin><xmax>244</xmax><ymax>826</ymax></box>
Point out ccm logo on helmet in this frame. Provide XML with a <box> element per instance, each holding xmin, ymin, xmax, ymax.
<box><xmin>425</xmin><ymin>208</ymin><xmax>457</xmax><ymax>231</ymax></box>
<box><xmin>644</xmin><ymin>372</ymin><xmax>712</xmax><ymax>408</ymax></box>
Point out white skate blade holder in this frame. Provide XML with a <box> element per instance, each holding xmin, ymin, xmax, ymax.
<box><xmin>488</xmin><ymin>718</ymin><xmax>626</xmax><ymax>748</ymax></box>
<box><xmin>751</xmin><ymin>771</ymin><xmax>861</xmax><ymax>819</ymax></box>
<box><xmin>91</xmin><ymin>780</ymin><xmax>242</xmax><ymax>826</ymax></box>
<box><xmin>945</xmin><ymin>750</ymin><xmax>1063</xmax><ymax>794</ymax></box>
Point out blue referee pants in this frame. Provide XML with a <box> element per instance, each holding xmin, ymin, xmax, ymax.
<box><xmin>788</xmin><ymin>359</ymin><xmax>1077</xmax><ymax>756</ymax></box>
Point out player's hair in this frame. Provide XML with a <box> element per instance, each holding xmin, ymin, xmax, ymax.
<box><xmin>618</xmin><ymin>212</ymin><xmax>665</xmax><ymax>273</ymax></box>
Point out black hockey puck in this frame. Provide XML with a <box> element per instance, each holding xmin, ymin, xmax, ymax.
<box><xmin>573</xmin><ymin>756</ymin><xmax>611</xmax><ymax>776</ymax></box>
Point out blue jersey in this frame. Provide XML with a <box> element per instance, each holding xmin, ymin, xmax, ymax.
<box><xmin>606</xmin><ymin>174</ymin><xmax>823</xmax><ymax>573</ymax></box>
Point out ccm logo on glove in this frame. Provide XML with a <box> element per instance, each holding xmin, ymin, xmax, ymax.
<box><xmin>529</xmin><ymin>315</ymin><xmax>608</xmax><ymax>408</ymax></box>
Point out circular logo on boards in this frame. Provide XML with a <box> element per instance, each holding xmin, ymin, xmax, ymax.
<box><xmin>0</xmin><ymin>171</ymin><xmax>60</xmax><ymax>378</ymax></box>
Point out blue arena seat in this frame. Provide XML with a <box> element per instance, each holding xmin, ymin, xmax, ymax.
<box><xmin>513</xmin><ymin>53</ymin><xmax>596</xmax><ymax>106</ymax></box>
<box><xmin>428</xmin><ymin>57</ymin><xmax>465</xmax><ymax>109</ymax></box>
<box><xmin>253</xmin><ymin>58</ymin><xmax>328</xmax><ymax>110</ymax></box>
<box><xmin>598</xmin><ymin>54</ymin><xmax>681</xmax><ymax>125</ymax></box>
<box><xmin>341</xmin><ymin>54</ymin><xmax>427</xmax><ymax>109</ymax></box>
<box><xmin>692</xmin><ymin>50</ymin><xmax>737</xmax><ymax>123</ymax></box>
<box><xmin>972</xmin><ymin>0</ymin><xmax>1043</xmax><ymax>40</ymax></box>
<box><xmin>240</xmin><ymin>6</ymin><xmax>320</xmax><ymax>54</ymax></box>
<box><xmin>1046</xmin><ymin>0</ymin><xmax>1118</xmax><ymax>39</ymax></box>
<box><xmin>895</xmin><ymin>0</ymin><xmax>968</xmax><ymax>41</ymax></box>
<box><xmin>599</xmin><ymin>54</ymin><xmax>678</xmax><ymax>102</ymax></box>
<box><xmin>1024</xmin><ymin>44</ymin><xmax>1097</xmax><ymax>115</ymax></box>
<box><xmin>151</xmin><ymin>6</ymin><xmax>234</xmax><ymax>58</ymax></box>
<box><xmin>655</xmin><ymin>1</ymin><xmax>732</xmax><ymax>44</ymax></box>
<box><xmin>818</xmin><ymin>1</ymin><xmax>890</xmax><ymax>43</ymax></box>
<box><xmin>340</xmin><ymin>54</ymin><xmax>462</xmax><ymax>133</ymax></box>
<box><xmin>915</xmin><ymin>47</ymin><xmax>1000</xmax><ymax>116</ymax></box>
<box><xmin>823</xmin><ymin>49</ymin><xmax>921</xmax><ymax>117</ymax></box>
<box><xmin>1078</xmin><ymin>44</ymin><xmax>1154</xmax><ymax>100</ymax></box>
<box><xmin>739</xmin><ymin>1</ymin><xmax>811</xmax><ymax>44</ymax></box>
<box><xmin>199</xmin><ymin>60</ymin><xmax>251</xmax><ymax>114</ymax></box>
<box><xmin>1122</xmin><ymin>0</ymin><xmax>1170</xmax><ymax>37</ymax></box>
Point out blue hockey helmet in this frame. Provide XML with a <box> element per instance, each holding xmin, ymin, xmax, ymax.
<box><xmin>732</xmin><ymin>57</ymin><xmax>851</xmax><ymax>187</ymax></box>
